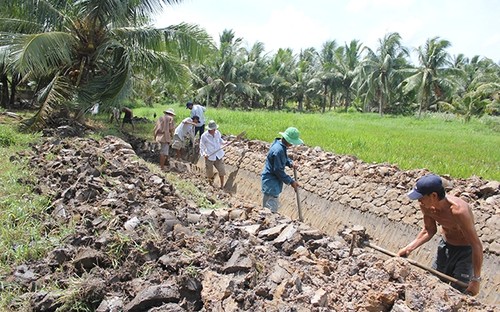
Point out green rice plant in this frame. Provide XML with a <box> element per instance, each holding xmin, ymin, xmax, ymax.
<box><xmin>193</xmin><ymin>109</ymin><xmax>499</xmax><ymax>181</ymax></box>
<box><xmin>91</xmin><ymin>107</ymin><xmax>499</xmax><ymax>180</ymax></box>
<box><xmin>98</xmin><ymin>106</ymin><xmax>500</xmax><ymax>180</ymax></box>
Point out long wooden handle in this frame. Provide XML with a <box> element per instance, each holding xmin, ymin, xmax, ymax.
<box><xmin>365</xmin><ymin>242</ymin><xmax>469</xmax><ymax>288</ymax></box>
<box><xmin>207</xmin><ymin>131</ymin><xmax>246</xmax><ymax>158</ymax></box>
<box><xmin>293</xmin><ymin>168</ymin><xmax>304</xmax><ymax>222</ymax></box>
<box><xmin>207</xmin><ymin>140</ymin><xmax>234</xmax><ymax>157</ymax></box>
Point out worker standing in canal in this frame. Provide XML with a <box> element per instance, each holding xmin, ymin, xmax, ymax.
<box><xmin>261</xmin><ymin>127</ymin><xmax>303</xmax><ymax>213</ymax></box>
<box><xmin>398</xmin><ymin>174</ymin><xmax>483</xmax><ymax>296</ymax></box>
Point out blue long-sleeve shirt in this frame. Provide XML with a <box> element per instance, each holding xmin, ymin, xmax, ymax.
<box><xmin>261</xmin><ymin>138</ymin><xmax>294</xmax><ymax>196</ymax></box>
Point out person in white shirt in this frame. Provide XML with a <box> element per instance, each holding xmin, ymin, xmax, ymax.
<box><xmin>186</xmin><ymin>101</ymin><xmax>206</xmax><ymax>139</ymax></box>
<box><xmin>172</xmin><ymin>116</ymin><xmax>199</xmax><ymax>159</ymax></box>
<box><xmin>200</xmin><ymin>120</ymin><xmax>226</xmax><ymax>188</ymax></box>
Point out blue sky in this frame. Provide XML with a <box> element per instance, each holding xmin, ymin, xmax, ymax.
<box><xmin>154</xmin><ymin>0</ymin><xmax>500</xmax><ymax>64</ymax></box>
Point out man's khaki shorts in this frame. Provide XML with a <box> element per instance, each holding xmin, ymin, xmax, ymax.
<box><xmin>205</xmin><ymin>158</ymin><xmax>226</xmax><ymax>178</ymax></box>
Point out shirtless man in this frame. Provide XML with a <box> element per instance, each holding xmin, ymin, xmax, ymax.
<box><xmin>397</xmin><ymin>174</ymin><xmax>483</xmax><ymax>296</ymax></box>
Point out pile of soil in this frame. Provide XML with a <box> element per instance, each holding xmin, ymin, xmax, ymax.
<box><xmin>5</xmin><ymin>129</ymin><xmax>497</xmax><ymax>311</ymax></box>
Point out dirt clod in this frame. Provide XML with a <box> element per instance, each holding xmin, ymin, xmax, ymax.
<box><xmin>6</xmin><ymin>129</ymin><xmax>498</xmax><ymax>311</ymax></box>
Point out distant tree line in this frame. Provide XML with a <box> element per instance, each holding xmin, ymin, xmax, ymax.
<box><xmin>0</xmin><ymin>0</ymin><xmax>498</xmax><ymax>131</ymax></box>
<box><xmin>188</xmin><ymin>30</ymin><xmax>499</xmax><ymax>122</ymax></box>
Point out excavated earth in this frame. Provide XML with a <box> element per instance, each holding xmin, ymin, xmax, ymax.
<box><xmin>4</xmin><ymin>123</ymin><xmax>499</xmax><ymax>311</ymax></box>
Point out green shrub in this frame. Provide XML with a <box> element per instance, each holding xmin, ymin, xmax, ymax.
<box><xmin>0</xmin><ymin>127</ymin><xmax>17</xmax><ymax>147</ymax></box>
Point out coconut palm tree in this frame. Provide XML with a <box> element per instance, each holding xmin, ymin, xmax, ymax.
<box><xmin>309</xmin><ymin>40</ymin><xmax>340</xmax><ymax>113</ymax></box>
<box><xmin>195</xmin><ymin>29</ymin><xmax>258</xmax><ymax>108</ymax></box>
<box><xmin>360</xmin><ymin>32</ymin><xmax>409</xmax><ymax>115</ymax></box>
<box><xmin>400</xmin><ymin>37</ymin><xmax>454</xmax><ymax>117</ymax></box>
<box><xmin>333</xmin><ymin>40</ymin><xmax>363</xmax><ymax>111</ymax></box>
<box><xmin>443</xmin><ymin>55</ymin><xmax>500</xmax><ymax>120</ymax></box>
<box><xmin>292</xmin><ymin>48</ymin><xmax>318</xmax><ymax>112</ymax></box>
<box><xmin>264</xmin><ymin>48</ymin><xmax>296</xmax><ymax>110</ymax></box>
<box><xmin>238</xmin><ymin>41</ymin><xmax>269</xmax><ymax>109</ymax></box>
<box><xmin>0</xmin><ymin>0</ymin><xmax>213</xmax><ymax>130</ymax></box>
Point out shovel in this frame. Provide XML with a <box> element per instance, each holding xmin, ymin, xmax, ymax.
<box><xmin>364</xmin><ymin>241</ymin><xmax>469</xmax><ymax>289</ymax></box>
<box><xmin>189</xmin><ymin>138</ymin><xmax>197</xmax><ymax>163</ymax></box>
<box><xmin>207</xmin><ymin>131</ymin><xmax>246</xmax><ymax>158</ymax></box>
<box><xmin>293</xmin><ymin>167</ymin><xmax>304</xmax><ymax>222</ymax></box>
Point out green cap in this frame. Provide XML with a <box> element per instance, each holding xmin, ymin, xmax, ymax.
<box><xmin>279</xmin><ymin>127</ymin><xmax>303</xmax><ymax>145</ymax></box>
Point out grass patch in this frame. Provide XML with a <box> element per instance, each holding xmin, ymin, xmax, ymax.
<box><xmin>108</xmin><ymin>106</ymin><xmax>499</xmax><ymax>181</ymax></box>
<box><xmin>221</xmin><ymin>110</ymin><xmax>500</xmax><ymax>180</ymax></box>
<box><xmin>144</xmin><ymin>162</ymin><xmax>221</xmax><ymax>209</ymax></box>
<box><xmin>0</xmin><ymin>124</ymin><xmax>74</xmax><ymax>309</ymax></box>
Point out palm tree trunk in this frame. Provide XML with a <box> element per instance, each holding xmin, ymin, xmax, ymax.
<box><xmin>215</xmin><ymin>91</ymin><xmax>223</xmax><ymax>108</ymax></box>
<box><xmin>322</xmin><ymin>84</ymin><xmax>327</xmax><ymax>113</ymax></box>
<box><xmin>329</xmin><ymin>92</ymin><xmax>334</xmax><ymax>111</ymax></box>
<box><xmin>344</xmin><ymin>88</ymin><xmax>350</xmax><ymax>112</ymax></box>
<box><xmin>0</xmin><ymin>74</ymin><xmax>8</xmax><ymax>108</ymax></box>
<box><xmin>9</xmin><ymin>72</ymin><xmax>21</xmax><ymax>108</ymax></box>
<box><xmin>379</xmin><ymin>91</ymin><xmax>386</xmax><ymax>117</ymax></box>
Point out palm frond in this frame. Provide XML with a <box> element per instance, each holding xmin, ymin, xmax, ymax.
<box><xmin>74</xmin><ymin>0</ymin><xmax>181</xmax><ymax>26</ymax></box>
<box><xmin>111</xmin><ymin>26</ymin><xmax>166</xmax><ymax>50</ymax></box>
<box><xmin>0</xmin><ymin>18</ymin><xmax>42</xmax><ymax>34</ymax></box>
<box><xmin>1</xmin><ymin>0</ymin><xmax>68</xmax><ymax>31</ymax></box>
<box><xmin>21</xmin><ymin>73</ymin><xmax>73</xmax><ymax>131</ymax></box>
<box><xmin>131</xmin><ymin>47</ymin><xmax>187</xmax><ymax>81</ymax></box>
<box><xmin>401</xmin><ymin>73</ymin><xmax>423</xmax><ymax>94</ymax></box>
<box><xmin>10</xmin><ymin>32</ymin><xmax>76</xmax><ymax>76</ymax></box>
<box><xmin>162</xmin><ymin>22</ymin><xmax>215</xmax><ymax>62</ymax></box>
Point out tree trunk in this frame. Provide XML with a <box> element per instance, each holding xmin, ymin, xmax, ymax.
<box><xmin>9</xmin><ymin>73</ymin><xmax>21</xmax><ymax>108</ymax></box>
<box><xmin>215</xmin><ymin>91</ymin><xmax>224</xmax><ymax>108</ymax></box>
<box><xmin>344</xmin><ymin>88</ymin><xmax>351</xmax><ymax>112</ymax></box>
<box><xmin>322</xmin><ymin>84</ymin><xmax>327</xmax><ymax>113</ymax></box>
<box><xmin>297</xmin><ymin>98</ymin><xmax>303</xmax><ymax>112</ymax></box>
<box><xmin>379</xmin><ymin>90</ymin><xmax>385</xmax><ymax>117</ymax></box>
<box><xmin>0</xmin><ymin>74</ymin><xmax>9</xmax><ymax>108</ymax></box>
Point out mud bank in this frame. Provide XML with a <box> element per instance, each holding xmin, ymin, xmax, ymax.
<box><xmin>10</xmin><ymin>133</ymin><xmax>496</xmax><ymax>311</ymax></box>
<box><xmin>182</xmin><ymin>138</ymin><xmax>500</xmax><ymax>305</ymax></box>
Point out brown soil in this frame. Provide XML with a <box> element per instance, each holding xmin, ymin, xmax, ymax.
<box><xmin>4</xmin><ymin>123</ymin><xmax>498</xmax><ymax>311</ymax></box>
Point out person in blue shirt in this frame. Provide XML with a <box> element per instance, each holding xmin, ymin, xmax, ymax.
<box><xmin>261</xmin><ymin>127</ymin><xmax>303</xmax><ymax>212</ymax></box>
